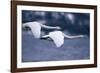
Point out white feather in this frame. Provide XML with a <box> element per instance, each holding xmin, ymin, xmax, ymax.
<box><xmin>23</xmin><ymin>21</ymin><xmax>61</xmax><ymax>39</ymax></box>
<box><xmin>23</xmin><ymin>22</ymin><xmax>41</xmax><ymax>38</ymax></box>
<box><xmin>23</xmin><ymin>21</ymin><xmax>85</xmax><ymax>48</ymax></box>
<box><xmin>42</xmin><ymin>31</ymin><xmax>64</xmax><ymax>48</ymax></box>
<box><xmin>42</xmin><ymin>31</ymin><xmax>85</xmax><ymax>48</ymax></box>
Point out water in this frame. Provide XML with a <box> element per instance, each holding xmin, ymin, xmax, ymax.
<box><xmin>22</xmin><ymin>31</ymin><xmax>90</xmax><ymax>62</ymax></box>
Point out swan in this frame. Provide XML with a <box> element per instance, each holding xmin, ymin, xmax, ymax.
<box><xmin>23</xmin><ymin>21</ymin><xmax>61</xmax><ymax>38</ymax></box>
<box><xmin>41</xmin><ymin>31</ymin><xmax>85</xmax><ymax>48</ymax></box>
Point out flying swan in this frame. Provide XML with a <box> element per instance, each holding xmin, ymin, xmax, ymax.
<box><xmin>23</xmin><ymin>21</ymin><xmax>85</xmax><ymax>48</ymax></box>
<box><xmin>23</xmin><ymin>21</ymin><xmax>61</xmax><ymax>38</ymax></box>
<box><xmin>41</xmin><ymin>31</ymin><xmax>85</xmax><ymax>48</ymax></box>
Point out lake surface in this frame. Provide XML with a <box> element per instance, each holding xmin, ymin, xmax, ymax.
<box><xmin>22</xmin><ymin>31</ymin><xmax>90</xmax><ymax>62</ymax></box>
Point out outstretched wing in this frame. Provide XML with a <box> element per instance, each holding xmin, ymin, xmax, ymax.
<box><xmin>23</xmin><ymin>22</ymin><xmax>41</xmax><ymax>39</ymax></box>
<box><xmin>49</xmin><ymin>31</ymin><xmax>64</xmax><ymax>48</ymax></box>
<box><xmin>30</xmin><ymin>22</ymin><xmax>41</xmax><ymax>39</ymax></box>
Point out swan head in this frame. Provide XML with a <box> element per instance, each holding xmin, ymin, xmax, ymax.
<box><xmin>55</xmin><ymin>26</ymin><xmax>61</xmax><ymax>30</ymax></box>
<box><xmin>79</xmin><ymin>35</ymin><xmax>85</xmax><ymax>38</ymax></box>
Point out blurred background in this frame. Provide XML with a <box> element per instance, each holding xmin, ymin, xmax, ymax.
<box><xmin>22</xmin><ymin>10</ymin><xmax>90</xmax><ymax>36</ymax></box>
<box><xmin>22</xmin><ymin>10</ymin><xmax>90</xmax><ymax>62</ymax></box>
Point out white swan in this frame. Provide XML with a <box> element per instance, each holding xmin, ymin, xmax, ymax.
<box><xmin>41</xmin><ymin>31</ymin><xmax>85</xmax><ymax>48</ymax></box>
<box><xmin>23</xmin><ymin>21</ymin><xmax>61</xmax><ymax>38</ymax></box>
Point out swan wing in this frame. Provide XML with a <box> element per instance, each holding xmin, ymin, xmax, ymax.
<box><xmin>30</xmin><ymin>22</ymin><xmax>41</xmax><ymax>38</ymax></box>
<box><xmin>23</xmin><ymin>22</ymin><xmax>41</xmax><ymax>38</ymax></box>
<box><xmin>49</xmin><ymin>31</ymin><xmax>64</xmax><ymax>48</ymax></box>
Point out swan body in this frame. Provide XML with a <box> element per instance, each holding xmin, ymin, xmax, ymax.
<box><xmin>42</xmin><ymin>31</ymin><xmax>85</xmax><ymax>48</ymax></box>
<box><xmin>23</xmin><ymin>21</ymin><xmax>61</xmax><ymax>39</ymax></box>
<box><xmin>42</xmin><ymin>31</ymin><xmax>64</xmax><ymax>47</ymax></box>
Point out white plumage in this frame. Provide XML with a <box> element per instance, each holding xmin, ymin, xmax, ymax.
<box><xmin>23</xmin><ymin>21</ymin><xmax>85</xmax><ymax>48</ymax></box>
<box><xmin>42</xmin><ymin>31</ymin><xmax>64</xmax><ymax>48</ymax></box>
<box><xmin>23</xmin><ymin>21</ymin><xmax>61</xmax><ymax>39</ymax></box>
<box><xmin>23</xmin><ymin>22</ymin><xmax>41</xmax><ymax>38</ymax></box>
<box><xmin>42</xmin><ymin>31</ymin><xmax>85</xmax><ymax>48</ymax></box>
